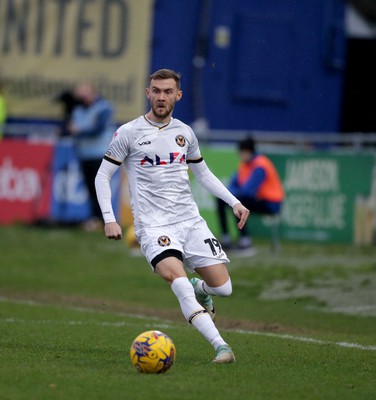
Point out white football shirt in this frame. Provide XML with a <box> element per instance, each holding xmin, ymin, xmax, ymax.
<box><xmin>104</xmin><ymin>116</ymin><xmax>203</xmax><ymax>231</ymax></box>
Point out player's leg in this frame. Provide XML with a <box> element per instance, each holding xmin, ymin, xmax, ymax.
<box><xmin>183</xmin><ymin>218</ymin><xmax>235</xmax><ymax>362</ymax></box>
<box><xmin>190</xmin><ymin>263</ymin><xmax>232</xmax><ymax>320</ymax></box>
<box><xmin>184</xmin><ymin>217</ymin><xmax>232</xmax><ymax>300</ymax></box>
<box><xmin>194</xmin><ymin>262</ymin><xmax>232</xmax><ymax>297</ymax></box>
<box><xmin>190</xmin><ymin>263</ymin><xmax>235</xmax><ymax>363</ymax></box>
<box><xmin>154</xmin><ymin>255</ymin><xmax>232</xmax><ymax>362</ymax></box>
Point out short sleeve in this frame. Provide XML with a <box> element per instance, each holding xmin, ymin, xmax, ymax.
<box><xmin>104</xmin><ymin>127</ymin><xmax>130</xmax><ymax>163</ymax></box>
<box><xmin>186</xmin><ymin>127</ymin><xmax>202</xmax><ymax>161</ymax></box>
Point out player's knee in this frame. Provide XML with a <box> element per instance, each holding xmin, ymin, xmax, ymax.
<box><xmin>208</xmin><ymin>278</ymin><xmax>232</xmax><ymax>297</ymax></box>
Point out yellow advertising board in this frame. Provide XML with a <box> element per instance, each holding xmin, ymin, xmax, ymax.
<box><xmin>0</xmin><ymin>0</ymin><xmax>154</xmax><ymax>121</ymax></box>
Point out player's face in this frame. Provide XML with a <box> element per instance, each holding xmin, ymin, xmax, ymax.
<box><xmin>146</xmin><ymin>79</ymin><xmax>182</xmax><ymax>121</ymax></box>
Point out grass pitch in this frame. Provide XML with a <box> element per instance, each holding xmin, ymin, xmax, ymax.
<box><xmin>1</xmin><ymin>225</ymin><xmax>376</xmax><ymax>399</ymax></box>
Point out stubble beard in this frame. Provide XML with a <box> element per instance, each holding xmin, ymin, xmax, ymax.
<box><xmin>151</xmin><ymin>102</ymin><xmax>175</xmax><ymax>120</ymax></box>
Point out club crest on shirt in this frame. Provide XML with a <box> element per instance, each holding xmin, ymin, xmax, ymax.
<box><xmin>158</xmin><ymin>235</ymin><xmax>171</xmax><ymax>247</ymax></box>
<box><xmin>175</xmin><ymin>135</ymin><xmax>186</xmax><ymax>147</ymax></box>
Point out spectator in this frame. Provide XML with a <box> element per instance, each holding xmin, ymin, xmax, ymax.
<box><xmin>217</xmin><ymin>137</ymin><xmax>284</xmax><ymax>253</ymax></box>
<box><xmin>0</xmin><ymin>83</ymin><xmax>7</xmax><ymax>139</ymax></box>
<box><xmin>55</xmin><ymin>89</ymin><xmax>80</xmax><ymax>137</ymax></box>
<box><xmin>68</xmin><ymin>83</ymin><xmax>114</xmax><ymax>231</ymax></box>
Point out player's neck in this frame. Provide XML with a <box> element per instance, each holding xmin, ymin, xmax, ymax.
<box><xmin>145</xmin><ymin>110</ymin><xmax>172</xmax><ymax>125</ymax></box>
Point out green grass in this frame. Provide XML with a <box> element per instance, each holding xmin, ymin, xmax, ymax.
<box><xmin>1</xmin><ymin>225</ymin><xmax>376</xmax><ymax>399</ymax></box>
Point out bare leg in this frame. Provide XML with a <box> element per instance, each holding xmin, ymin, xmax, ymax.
<box><xmin>194</xmin><ymin>263</ymin><xmax>232</xmax><ymax>297</ymax></box>
<box><xmin>195</xmin><ymin>263</ymin><xmax>229</xmax><ymax>287</ymax></box>
<box><xmin>154</xmin><ymin>256</ymin><xmax>187</xmax><ymax>284</ymax></box>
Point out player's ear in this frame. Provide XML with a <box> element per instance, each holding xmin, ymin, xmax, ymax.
<box><xmin>146</xmin><ymin>87</ymin><xmax>150</xmax><ymax>99</ymax></box>
<box><xmin>176</xmin><ymin>90</ymin><xmax>183</xmax><ymax>102</ymax></box>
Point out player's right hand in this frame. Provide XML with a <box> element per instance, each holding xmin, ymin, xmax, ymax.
<box><xmin>233</xmin><ymin>203</ymin><xmax>250</xmax><ymax>230</ymax></box>
<box><xmin>104</xmin><ymin>222</ymin><xmax>122</xmax><ymax>240</ymax></box>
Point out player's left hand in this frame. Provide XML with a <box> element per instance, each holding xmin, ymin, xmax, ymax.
<box><xmin>233</xmin><ymin>203</ymin><xmax>250</xmax><ymax>230</ymax></box>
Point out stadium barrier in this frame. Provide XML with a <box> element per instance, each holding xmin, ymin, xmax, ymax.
<box><xmin>1</xmin><ymin>129</ymin><xmax>375</xmax><ymax>244</ymax></box>
<box><xmin>0</xmin><ymin>140</ymin><xmax>54</xmax><ymax>224</ymax></box>
<box><xmin>194</xmin><ymin>147</ymin><xmax>376</xmax><ymax>245</ymax></box>
<box><xmin>0</xmin><ymin>138</ymin><xmax>120</xmax><ymax>225</ymax></box>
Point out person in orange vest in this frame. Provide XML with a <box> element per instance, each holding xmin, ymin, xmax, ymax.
<box><xmin>217</xmin><ymin>137</ymin><xmax>284</xmax><ymax>253</ymax></box>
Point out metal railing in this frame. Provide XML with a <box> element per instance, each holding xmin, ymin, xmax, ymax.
<box><xmin>4</xmin><ymin>119</ymin><xmax>376</xmax><ymax>150</ymax></box>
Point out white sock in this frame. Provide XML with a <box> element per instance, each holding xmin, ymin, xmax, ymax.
<box><xmin>171</xmin><ymin>277</ymin><xmax>226</xmax><ymax>350</ymax></box>
<box><xmin>195</xmin><ymin>278</ymin><xmax>232</xmax><ymax>297</ymax></box>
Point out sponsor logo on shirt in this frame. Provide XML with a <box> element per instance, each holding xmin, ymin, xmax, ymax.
<box><xmin>158</xmin><ymin>235</ymin><xmax>171</xmax><ymax>247</ymax></box>
<box><xmin>140</xmin><ymin>152</ymin><xmax>186</xmax><ymax>166</ymax></box>
<box><xmin>138</xmin><ymin>141</ymin><xmax>151</xmax><ymax>146</ymax></box>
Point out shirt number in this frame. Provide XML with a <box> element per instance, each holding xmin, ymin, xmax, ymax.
<box><xmin>204</xmin><ymin>238</ymin><xmax>222</xmax><ymax>256</ymax></box>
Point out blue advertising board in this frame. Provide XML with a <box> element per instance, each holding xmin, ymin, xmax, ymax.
<box><xmin>51</xmin><ymin>140</ymin><xmax>120</xmax><ymax>223</ymax></box>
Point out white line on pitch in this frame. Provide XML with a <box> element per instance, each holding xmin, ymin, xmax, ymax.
<box><xmin>1</xmin><ymin>317</ymin><xmax>172</xmax><ymax>329</ymax></box>
<box><xmin>232</xmin><ymin>330</ymin><xmax>376</xmax><ymax>352</ymax></box>
<box><xmin>1</xmin><ymin>296</ymin><xmax>376</xmax><ymax>352</ymax></box>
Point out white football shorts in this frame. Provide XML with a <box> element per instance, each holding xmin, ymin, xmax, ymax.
<box><xmin>135</xmin><ymin>216</ymin><xmax>229</xmax><ymax>273</ymax></box>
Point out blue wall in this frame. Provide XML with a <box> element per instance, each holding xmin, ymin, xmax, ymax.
<box><xmin>151</xmin><ymin>0</ymin><xmax>346</xmax><ymax>132</ymax></box>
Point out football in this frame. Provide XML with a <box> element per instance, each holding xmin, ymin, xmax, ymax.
<box><xmin>130</xmin><ymin>330</ymin><xmax>176</xmax><ymax>373</ymax></box>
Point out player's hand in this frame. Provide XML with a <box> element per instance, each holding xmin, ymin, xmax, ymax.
<box><xmin>104</xmin><ymin>222</ymin><xmax>122</xmax><ymax>240</ymax></box>
<box><xmin>233</xmin><ymin>203</ymin><xmax>250</xmax><ymax>230</ymax></box>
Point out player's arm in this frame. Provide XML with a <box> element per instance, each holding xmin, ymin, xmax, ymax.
<box><xmin>95</xmin><ymin>156</ymin><xmax>123</xmax><ymax>240</ymax></box>
<box><xmin>188</xmin><ymin>159</ymin><xmax>250</xmax><ymax>229</ymax></box>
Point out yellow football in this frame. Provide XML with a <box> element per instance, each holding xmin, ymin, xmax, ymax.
<box><xmin>130</xmin><ymin>330</ymin><xmax>176</xmax><ymax>373</ymax></box>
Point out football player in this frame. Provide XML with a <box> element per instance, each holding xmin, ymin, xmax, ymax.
<box><xmin>95</xmin><ymin>69</ymin><xmax>249</xmax><ymax>363</ymax></box>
